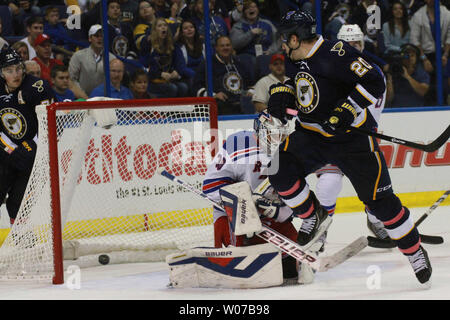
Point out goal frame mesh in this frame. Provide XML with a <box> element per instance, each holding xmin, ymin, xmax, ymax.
<box><xmin>43</xmin><ymin>97</ymin><xmax>218</xmax><ymax>284</ymax></box>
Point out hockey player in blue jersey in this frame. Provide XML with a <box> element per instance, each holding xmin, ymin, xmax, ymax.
<box><xmin>266</xmin><ymin>10</ymin><xmax>432</xmax><ymax>285</ymax></box>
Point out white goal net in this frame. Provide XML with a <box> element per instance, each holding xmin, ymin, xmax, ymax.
<box><xmin>0</xmin><ymin>97</ymin><xmax>218</xmax><ymax>283</ymax></box>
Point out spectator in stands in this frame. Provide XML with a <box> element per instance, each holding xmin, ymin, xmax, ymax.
<box><xmin>44</xmin><ymin>6</ymin><xmax>88</xmax><ymax>52</ymax></box>
<box><xmin>401</xmin><ymin>0</ymin><xmax>426</xmax><ymax>16</ymax></box>
<box><xmin>193</xmin><ymin>35</ymin><xmax>255</xmax><ymax>115</ymax></box>
<box><xmin>324</xmin><ymin>3</ymin><xmax>352</xmax><ymax>41</ymax></box>
<box><xmin>133</xmin><ymin>0</ymin><xmax>156</xmax><ymax>53</ymax></box>
<box><xmin>32</xmin><ymin>34</ymin><xmax>63</xmax><ymax>85</ymax></box>
<box><xmin>410</xmin><ymin>0</ymin><xmax>450</xmax><ymax>70</ymax></box>
<box><xmin>174</xmin><ymin>19</ymin><xmax>204</xmax><ymax>95</ymax></box>
<box><xmin>209</xmin><ymin>0</ymin><xmax>230</xmax><ymax>25</ymax></box>
<box><xmin>386</xmin><ymin>43</ymin><xmax>430</xmax><ymax>107</ymax></box>
<box><xmin>107</xmin><ymin>0</ymin><xmax>138</xmax><ymax>60</ymax></box>
<box><xmin>349</xmin><ymin>0</ymin><xmax>388</xmax><ymax>33</ymax></box>
<box><xmin>252</xmin><ymin>53</ymin><xmax>288</xmax><ymax>112</ymax></box>
<box><xmin>139</xmin><ymin>17</ymin><xmax>189</xmax><ymax>97</ymax></box>
<box><xmin>230</xmin><ymin>0</ymin><xmax>279</xmax><ymax>60</ymax></box>
<box><xmin>129</xmin><ymin>68</ymin><xmax>154</xmax><ymax>98</ymax></box>
<box><xmin>69</xmin><ymin>24</ymin><xmax>116</xmax><ymax>97</ymax></box>
<box><xmin>382</xmin><ymin>1</ymin><xmax>411</xmax><ymax>55</ymax></box>
<box><xmin>19</xmin><ymin>16</ymin><xmax>44</xmax><ymax>60</ymax></box>
<box><xmin>11</xmin><ymin>41</ymin><xmax>29</xmax><ymax>61</ymax></box>
<box><xmin>89</xmin><ymin>58</ymin><xmax>134</xmax><ymax>99</ymax></box>
<box><xmin>0</xmin><ymin>18</ymin><xmax>7</xmax><ymax>50</ymax></box>
<box><xmin>51</xmin><ymin>64</ymin><xmax>76</xmax><ymax>102</ymax></box>
<box><xmin>229</xmin><ymin>0</ymin><xmax>244</xmax><ymax>25</ymax></box>
<box><xmin>44</xmin><ymin>6</ymin><xmax>68</xmax><ymax>49</ymax></box>
<box><xmin>168</xmin><ymin>0</ymin><xmax>191</xmax><ymax>23</ymax></box>
<box><xmin>8</xmin><ymin>0</ymin><xmax>41</xmax><ymax>36</ymax></box>
<box><xmin>190</xmin><ymin>0</ymin><xmax>229</xmax><ymax>45</ymax></box>
<box><xmin>410</xmin><ymin>0</ymin><xmax>450</xmax><ymax>104</ymax></box>
<box><xmin>153</xmin><ymin>0</ymin><xmax>171</xmax><ymax>18</ymax></box>
<box><xmin>119</xmin><ymin>0</ymin><xmax>139</xmax><ymax>23</ymax></box>
<box><xmin>255</xmin><ymin>0</ymin><xmax>281</xmax><ymax>25</ymax></box>
<box><xmin>24</xmin><ymin>60</ymin><xmax>41</xmax><ymax>77</ymax></box>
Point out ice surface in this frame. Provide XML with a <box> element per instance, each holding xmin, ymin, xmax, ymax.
<box><xmin>0</xmin><ymin>206</ymin><xmax>448</xmax><ymax>300</ymax></box>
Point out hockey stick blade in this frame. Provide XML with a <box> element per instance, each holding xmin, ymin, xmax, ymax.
<box><xmin>319</xmin><ymin>236</ymin><xmax>368</xmax><ymax>272</ymax></box>
<box><xmin>367</xmin><ymin>233</ymin><xmax>444</xmax><ymax>249</ymax></box>
<box><xmin>286</xmin><ymin>109</ymin><xmax>450</xmax><ymax>152</ymax></box>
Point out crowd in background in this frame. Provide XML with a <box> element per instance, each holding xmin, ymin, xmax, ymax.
<box><xmin>0</xmin><ymin>0</ymin><xmax>449</xmax><ymax>115</ymax></box>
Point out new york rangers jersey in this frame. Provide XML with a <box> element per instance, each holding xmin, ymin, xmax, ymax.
<box><xmin>203</xmin><ymin>131</ymin><xmax>276</xmax><ymax>222</ymax></box>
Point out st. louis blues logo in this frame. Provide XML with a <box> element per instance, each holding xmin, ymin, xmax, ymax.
<box><xmin>223</xmin><ymin>71</ymin><xmax>242</xmax><ymax>94</ymax></box>
<box><xmin>0</xmin><ymin>108</ymin><xmax>27</xmax><ymax>139</ymax></box>
<box><xmin>295</xmin><ymin>71</ymin><xmax>319</xmax><ymax>113</ymax></box>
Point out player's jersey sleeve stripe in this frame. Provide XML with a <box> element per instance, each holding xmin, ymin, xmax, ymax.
<box><xmin>355</xmin><ymin>84</ymin><xmax>377</xmax><ymax>104</ymax></box>
<box><xmin>349</xmin><ymin>84</ymin><xmax>380</xmax><ymax>109</ymax></box>
<box><xmin>231</xmin><ymin>150</ymin><xmax>260</xmax><ymax>162</ymax></box>
<box><xmin>229</xmin><ymin>147</ymin><xmax>260</xmax><ymax>162</ymax></box>
<box><xmin>0</xmin><ymin>132</ymin><xmax>18</xmax><ymax>151</ymax></box>
<box><xmin>203</xmin><ymin>177</ymin><xmax>234</xmax><ymax>194</ymax></box>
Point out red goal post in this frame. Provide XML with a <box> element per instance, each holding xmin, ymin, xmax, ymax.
<box><xmin>0</xmin><ymin>97</ymin><xmax>219</xmax><ymax>284</ymax></box>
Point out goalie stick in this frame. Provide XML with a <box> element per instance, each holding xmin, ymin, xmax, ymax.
<box><xmin>285</xmin><ymin>109</ymin><xmax>450</xmax><ymax>152</ymax></box>
<box><xmin>368</xmin><ymin>190</ymin><xmax>449</xmax><ymax>248</ymax></box>
<box><xmin>157</xmin><ymin>168</ymin><xmax>367</xmax><ymax>272</ymax></box>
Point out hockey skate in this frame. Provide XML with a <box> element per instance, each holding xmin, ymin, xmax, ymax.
<box><xmin>407</xmin><ymin>245</ymin><xmax>432</xmax><ymax>284</ymax></box>
<box><xmin>297</xmin><ymin>194</ymin><xmax>332</xmax><ymax>250</ymax></box>
<box><xmin>366</xmin><ymin>210</ymin><xmax>389</xmax><ymax>240</ymax></box>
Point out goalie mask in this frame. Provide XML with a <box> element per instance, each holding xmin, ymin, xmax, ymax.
<box><xmin>254</xmin><ymin>112</ymin><xmax>294</xmax><ymax>156</ymax></box>
<box><xmin>337</xmin><ymin>24</ymin><xmax>364</xmax><ymax>52</ymax></box>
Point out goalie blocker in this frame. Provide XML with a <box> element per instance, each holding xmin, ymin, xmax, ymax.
<box><xmin>166</xmin><ymin>243</ymin><xmax>283</xmax><ymax>289</ymax></box>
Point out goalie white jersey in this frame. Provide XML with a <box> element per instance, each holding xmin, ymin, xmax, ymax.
<box><xmin>203</xmin><ymin>131</ymin><xmax>272</xmax><ymax>222</ymax></box>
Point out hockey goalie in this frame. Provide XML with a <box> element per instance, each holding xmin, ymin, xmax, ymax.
<box><xmin>166</xmin><ymin>112</ymin><xmax>332</xmax><ymax>288</ymax></box>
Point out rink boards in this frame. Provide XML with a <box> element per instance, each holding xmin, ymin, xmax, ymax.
<box><xmin>0</xmin><ymin>108</ymin><xmax>448</xmax><ymax>244</ymax></box>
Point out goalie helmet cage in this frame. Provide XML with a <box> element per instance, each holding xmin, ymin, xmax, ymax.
<box><xmin>0</xmin><ymin>97</ymin><xmax>218</xmax><ymax>284</ymax></box>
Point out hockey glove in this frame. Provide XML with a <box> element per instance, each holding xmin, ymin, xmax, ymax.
<box><xmin>322</xmin><ymin>100</ymin><xmax>357</xmax><ymax>135</ymax></box>
<box><xmin>267</xmin><ymin>83</ymin><xmax>296</xmax><ymax>124</ymax></box>
<box><xmin>10</xmin><ymin>140</ymin><xmax>37</xmax><ymax>172</ymax></box>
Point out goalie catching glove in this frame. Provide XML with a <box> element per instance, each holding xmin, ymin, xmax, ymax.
<box><xmin>267</xmin><ymin>83</ymin><xmax>296</xmax><ymax>124</ymax></box>
<box><xmin>322</xmin><ymin>99</ymin><xmax>357</xmax><ymax>135</ymax></box>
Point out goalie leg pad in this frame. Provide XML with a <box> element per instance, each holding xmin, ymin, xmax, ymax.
<box><xmin>166</xmin><ymin>243</ymin><xmax>283</xmax><ymax>289</ymax></box>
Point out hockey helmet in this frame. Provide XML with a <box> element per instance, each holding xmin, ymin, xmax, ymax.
<box><xmin>278</xmin><ymin>10</ymin><xmax>317</xmax><ymax>43</ymax></box>
<box><xmin>254</xmin><ymin>111</ymin><xmax>295</xmax><ymax>156</ymax></box>
<box><xmin>0</xmin><ymin>46</ymin><xmax>25</xmax><ymax>80</ymax></box>
<box><xmin>337</xmin><ymin>24</ymin><xmax>364</xmax><ymax>51</ymax></box>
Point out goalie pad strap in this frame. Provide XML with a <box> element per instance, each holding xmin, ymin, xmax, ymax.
<box><xmin>166</xmin><ymin>243</ymin><xmax>283</xmax><ymax>288</ymax></box>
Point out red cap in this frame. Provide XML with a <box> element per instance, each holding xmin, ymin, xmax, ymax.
<box><xmin>270</xmin><ymin>53</ymin><xmax>285</xmax><ymax>64</ymax></box>
<box><xmin>35</xmin><ymin>34</ymin><xmax>51</xmax><ymax>46</ymax></box>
